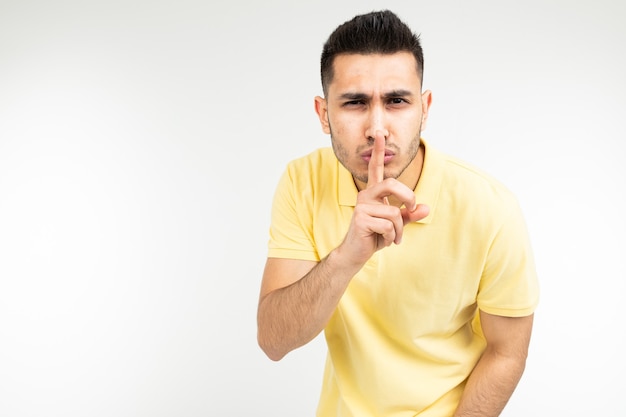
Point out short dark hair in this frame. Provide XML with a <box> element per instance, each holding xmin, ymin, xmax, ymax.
<box><xmin>320</xmin><ymin>10</ymin><xmax>424</xmax><ymax>95</ymax></box>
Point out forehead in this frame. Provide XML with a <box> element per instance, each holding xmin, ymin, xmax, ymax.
<box><xmin>329</xmin><ymin>52</ymin><xmax>421</xmax><ymax>94</ymax></box>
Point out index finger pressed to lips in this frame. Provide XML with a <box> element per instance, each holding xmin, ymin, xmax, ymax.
<box><xmin>367</xmin><ymin>131</ymin><xmax>386</xmax><ymax>189</ymax></box>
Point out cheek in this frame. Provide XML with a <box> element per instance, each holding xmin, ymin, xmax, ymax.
<box><xmin>407</xmin><ymin>111</ymin><xmax>425</xmax><ymax>131</ymax></box>
<box><xmin>331</xmin><ymin>115</ymin><xmax>361</xmax><ymax>137</ymax></box>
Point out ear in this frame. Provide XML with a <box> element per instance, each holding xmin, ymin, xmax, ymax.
<box><xmin>419</xmin><ymin>90</ymin><xmax>433</xmax><ymax>132</ymax></box>
<box><xmin>314</xmin><ymin>96</ymin><xmax>331</xmax><ymax>134</ymax></box>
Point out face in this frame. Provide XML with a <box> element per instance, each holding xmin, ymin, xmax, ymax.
<box><xmin>315</xmin><ymin>52</ymin><xmax>432</xmax><ymax>190</ymax></box>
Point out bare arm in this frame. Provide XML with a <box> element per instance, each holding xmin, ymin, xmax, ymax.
<box><xmin>453</xmin><ymin>311</ymin><xmax>534</xmax><ymax>417</ymax></box>
<box><xmin>257</xmin><ymin>252</ymin><xmax>360</xmax><ymax>361</ymax></box>
<box><xmin>257</xmin><ymin>132</ymin><xmax>429</xmax><ymax>361</ymax></box>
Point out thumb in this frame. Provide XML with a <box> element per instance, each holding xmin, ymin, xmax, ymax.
<box><xmin>402</xmin><ymin>204</ymin><xmax>430</xmax><ymax>224</ymax></box>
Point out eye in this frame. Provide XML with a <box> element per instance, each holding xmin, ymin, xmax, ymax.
<box><xmin>388</xmin><ymin>97</ymin><xmax>408</xmax><ymax>105</ymax></box>
<box><xmin>343</xmin><ymin>100</ymin><xmax>365</xmax><ymax>107</ymax></box>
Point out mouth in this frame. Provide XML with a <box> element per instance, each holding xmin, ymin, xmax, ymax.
<box><xmin>361</xmin><ymin>149</ymin><xmax>396</xmax><ymax>164</ymax></box>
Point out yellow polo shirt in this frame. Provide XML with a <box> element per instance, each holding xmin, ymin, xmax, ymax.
<box><xmin>267</xmin><ymin>140</ymin><xmax>539</xmax><ymax>416</ymax></box>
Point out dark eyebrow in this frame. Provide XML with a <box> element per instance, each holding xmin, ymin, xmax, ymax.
<box><xmin>339</xmin><ymin>92</ymin><xmax>370</xmax><ymax>101</ymax></box>
<box><xmin>383</xmin><ymin>89</ymin><xmax>414</xmax><ymax>98</ymax></box>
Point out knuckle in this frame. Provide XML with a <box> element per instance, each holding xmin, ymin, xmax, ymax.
<box><xmin>381</xmin><ymin>221</ymin><xmax>395</xmax><ymax>235</ymax></box>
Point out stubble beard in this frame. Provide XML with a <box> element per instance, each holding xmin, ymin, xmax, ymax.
<box><xmin>329</xmin><ymin>123</ymin><xmax>423</xmax><ymax>184</ymax></box>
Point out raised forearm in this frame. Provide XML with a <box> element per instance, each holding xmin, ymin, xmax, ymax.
<box><xmin>452</xmin><ymin>347</ymin><xmax>527</xmax><ymax>417</ymax></box>
<box><xmin>257</xmin><ymin>250</ymin><xmax>360</xmax><ymax>361</ymax></box>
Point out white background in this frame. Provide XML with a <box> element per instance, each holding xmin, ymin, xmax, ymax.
<box><xmin>1</xmin><ymin>0</ymin><xmax>625</xmax><ymax>416</ymax></box>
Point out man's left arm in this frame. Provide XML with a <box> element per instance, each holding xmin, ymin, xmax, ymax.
<box><xmin>453</xmin><ymin>311</ymin><xmax>534</xmax><ymax>417</ymax></box>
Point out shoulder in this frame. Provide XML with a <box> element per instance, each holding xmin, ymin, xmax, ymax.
<box><xmin>281</xmin><ymin>147</ymin><xmax>339</xmax><ymax>189</ymax></box>
<box><xmin>421</xmin><ymin>142</ymin><xmax>523</xmax><ymax>229</ymax></box>
<box><xmin>439</xmin><ymin>149</ymin><xmax>519</xmax><ymax>208</ymax></box>
<box><xmin>285</xmin><ymin>147</ymin><xmax>336</xmax><ymax>173</ymax></box>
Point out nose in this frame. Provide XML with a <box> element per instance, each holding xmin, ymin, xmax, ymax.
<box><xmin>365</xmin><ymin>105</ymin><xmax>389</xmax><ymax>142</ymax></box>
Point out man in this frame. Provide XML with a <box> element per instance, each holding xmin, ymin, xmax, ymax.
<box><xmin>257</xmin><ymin>9</ymin><xmax>539</xmax><ymax>417</ymax></box>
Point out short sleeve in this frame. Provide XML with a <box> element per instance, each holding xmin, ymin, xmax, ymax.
<box><xmin>477</xmin><ymin>198</ymin><xmax>540</xmax><ymax>317</ymax></box>
<box><xmin>267</xmin><ymin>166</ymin><xmax>320</xmax><ymax>262</ymax></box>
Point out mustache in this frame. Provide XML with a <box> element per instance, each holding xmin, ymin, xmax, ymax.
<box><xmin>356</xmin><ymin>141</ymin><xmax>400</xmax><ymax>154</ymax></box>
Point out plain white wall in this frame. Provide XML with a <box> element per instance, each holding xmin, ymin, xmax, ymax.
<box><xmin>1</xmin><ymin>0</ymin><xmax>624</xmax><ymax>415</ymax></box>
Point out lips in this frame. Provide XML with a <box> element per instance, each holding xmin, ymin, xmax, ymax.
<box><xmin>362</xmin><ymin>149</ymin><xmax>395</xmax><ymax>163</ymax></box>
